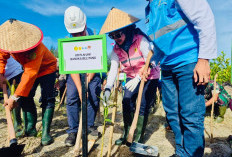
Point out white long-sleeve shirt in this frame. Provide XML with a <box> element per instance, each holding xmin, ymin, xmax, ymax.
<box><xmin>176</xmin><ymin>0</ymin><xmax>217</xmax><ymax>59</ymax></box>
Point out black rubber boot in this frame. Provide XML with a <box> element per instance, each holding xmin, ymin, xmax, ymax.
<box><xmin>41</xmin><ymin>107</ymin><xmax>54</xmax><ymax>146</ymax></box>
<box><xmin>115</xmin><ymin>112</ymin><xmax>133</xmax><ymax>145</ymax></box>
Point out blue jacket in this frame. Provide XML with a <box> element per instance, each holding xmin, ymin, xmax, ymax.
<box><xmin>146</xmin><ymin>0</ymin><xmax>199</xmax><ymax>70</ymax></box>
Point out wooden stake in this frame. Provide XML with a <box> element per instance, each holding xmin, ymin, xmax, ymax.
<box><xmin>127</xmin><ymin>50</ymin><xmax>154</xmax><ymax>144</ymax></box>
<box><xmin>74</xmin><ymin>74</ymin><xmax>91</xmax><ymax>156</ymax></box>
<box><xmin>210</xmin><ymin>73</ymin><xmax>218</xmax><ymax>142</ymax></box>
<box><xmin>73</xmin><ymin>75</ymin><xmax>86</xmax><ymax>156</ymax></box>
<box><xmin>57</xmin><ymin>86</ymin><xmax>67</xmax><ymax>111</ymax></box>
<box><xmin>74</xmin><ymin>110</ymin><xmax>83</xmax><ymax>156</ymax></box>
<box><xmin>3</xmin><ymin>84</ymin><xmax>16</xmax><ymax>143</ymax></box>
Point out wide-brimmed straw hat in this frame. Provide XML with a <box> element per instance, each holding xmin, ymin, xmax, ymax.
<box><xmin>0</xmin><ymin>19</ymin><xmax>43</xmax><ymax>53</ymax></box>
<box><xmin>100</xmin><ymin>7</ymin><xmax>140</xmax><ymax>34</ymax></box>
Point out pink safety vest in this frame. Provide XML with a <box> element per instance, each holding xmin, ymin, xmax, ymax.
<box><xmin>113</xmin><ymin>34</ymin><xmax>160</xmax><ymax>80</ymax></box>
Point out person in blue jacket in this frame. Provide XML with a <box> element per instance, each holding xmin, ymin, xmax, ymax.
<box><xmin>63</xmin><ymin>6</ymin><xmax>101</xmax><ymax>147</ymax></box>
<box><xmin>145</xmin><ymin>0</ymin><xmax>217</xmax><ymax>156</ymax></box>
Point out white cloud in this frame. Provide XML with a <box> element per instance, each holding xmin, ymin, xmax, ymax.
<box><xmin>22</xmin><ymin>0</ymin><xmax>72</xmax><ymax>16</ymax></box>
<box><xmin>22</xmin><ymin>0</ymin><xmax>147</xmax><ymax>18</ymax></box>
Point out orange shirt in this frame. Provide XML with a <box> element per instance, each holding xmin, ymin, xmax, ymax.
<box><xmin>0</xmin><ymin>43</ymin><xmax>57</xmax><ymax>97</ymax></box>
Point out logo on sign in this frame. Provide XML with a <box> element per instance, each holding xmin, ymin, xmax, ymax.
<box><xmin>74</xmin><ymin>46</ymin><xmax>91</xmax><ymax>52</ymax></box>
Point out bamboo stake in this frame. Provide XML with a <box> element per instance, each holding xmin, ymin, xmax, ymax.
<box><xmin>210</xmin><ymin>73</ymin><xmax>218</xmax><ymax>142</ymax></box>
<box><xmin>107</xmin><ymin>68</ymin><xmax>120</xmax><ymax>157</ymax></box>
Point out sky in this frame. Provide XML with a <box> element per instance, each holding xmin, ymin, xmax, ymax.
<box><xmin>0</xmin><ymin>0</ymin><xmax>231</xmax><ymax>58</ymax></box>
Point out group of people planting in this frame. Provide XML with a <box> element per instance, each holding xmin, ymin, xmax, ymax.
<box><xmin>0</xmin><ymin>0</ymin><xmax>231</xmax><ymax>157</ymax></box>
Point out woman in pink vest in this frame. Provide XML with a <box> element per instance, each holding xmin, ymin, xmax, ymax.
<box><xmin>100</xmin><ymin>8</ymin><xmax>160</xmax><ymax>145</ymax></box>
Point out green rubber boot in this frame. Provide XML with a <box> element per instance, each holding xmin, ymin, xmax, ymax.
<box><xmin>12</xmin><ymin>106</ymin><xmax>22</xmax><ymax>134</ymax></box>
<box><xmin>134</xmin><ymin>115</ymin><xmax>148</xmax><ymax>143</ymax></box>
<box><xmin>115</xmin><ymin>112</ymin><xmax>133</xmax><ymax>145</ymax></box>
<box><xmin>25</xmin><ymin>106</ymin><xmax>37</xmax><ymax>137</ymax></box>
<box><xmin>15</xmin><ymin>109</ymin><xmax>25</xmax><ymax>137</ymax></box>
<box><xmin>41</xmin><ymin>108</ymin><xmax>54</xmax><ymax>146</ymax></box>
<box><xmin>216</xmin><ymin>106</ymin><xmax>227</xmax><ymax>123</ymax></box>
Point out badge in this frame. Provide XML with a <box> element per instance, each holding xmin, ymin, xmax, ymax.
<box><xmin>135</xmin><ymin>48</ymin><xmax>138</xmax><ymax>53</ymax></box>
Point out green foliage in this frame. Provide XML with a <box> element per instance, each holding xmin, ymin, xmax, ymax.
<box><xmin>98</xmin><ymin>93</ymin><xmax>118</xmax><ymax>156</ymax></box>
<box><xmin>210</xmin><ymin>51</ymin><xmax>231</xmax><ymax>84</ymax></box>
<box><xmin>50</xmin><ymin>46</ymin><xmax>58</xmax><ymax>58</ymax></box>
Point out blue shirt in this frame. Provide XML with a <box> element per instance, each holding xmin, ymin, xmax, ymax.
<box><xmin>146</xmin><ymin>0</ymin><xmax>217</xmax><ymax>70</ymax></box>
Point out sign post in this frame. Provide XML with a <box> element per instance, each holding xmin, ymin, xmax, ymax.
<box><xmin>58</xmin><ymin>34</ymin><xmax>107</xmax><ymax>156</ymax></box>
<box><xmin>81</xmin><ymin>73</ymin><xmax>88</xmax><ymax>156</ymax></box>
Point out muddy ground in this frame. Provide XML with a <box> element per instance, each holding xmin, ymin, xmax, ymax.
<box><xmin>0</xmin><ymin>86</ymin><xmax>232</xmax><ymax>157</ymax></box>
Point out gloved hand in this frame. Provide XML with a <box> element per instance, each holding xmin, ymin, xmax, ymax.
<box><xmin>125</xmin><ymin>75</ymin><xmax>141</xmax><ymax>92</ymax></box>
<box><xmin>103</xmin><ymin>88</ymin><xmax>111</xmax><ymax>104</ymax></box>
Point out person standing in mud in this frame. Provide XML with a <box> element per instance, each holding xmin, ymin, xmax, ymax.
<box><xmin>63</xmin><ymin>6</ymin><xmax>102</xmax><ymax>147</ymax></box>
<box><xmin>145</xmin><ymin>0</ymin><xmax>217</xmax><ymax>156</ymax></box>
<box><xmin>101</xmin><ymin>8</ymin><xmax>160</xmax><ymax>145</ymax></box>
<box><xmin>0</xmin><ymin>19</ymin><xmax>57</xmax><ymax>146</ymax></box>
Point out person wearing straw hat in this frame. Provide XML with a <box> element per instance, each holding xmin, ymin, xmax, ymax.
<box><xmin>63</xmin><ymin>6</ymin><xmax>102</xmax><ymax>147</ymax></box>
<box><xmin>145</xmin><ymin>0</ymin><xmax>217</xmax><ymax>156</ymax></box>
<box><xmin>100</xmin><ymin>7</ymin><xmax>160</xmax><ymax>145</ymax></box>
<box><xmin>0</xmin><ymin>19</ymin><xmax>57</xmax><ymax>146</ymax></box>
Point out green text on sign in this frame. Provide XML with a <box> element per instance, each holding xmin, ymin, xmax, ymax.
<box><xmin>58</xmin><ymin>34</ymin><xmax>107</xmax><ymax>74</ymax></box>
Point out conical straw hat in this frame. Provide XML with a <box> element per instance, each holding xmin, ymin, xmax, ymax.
<box><xmin>0</xmin><ymin>19</ymin><xmax>43</xmax><ymax>53</ymax></box>
<box><xmin>100</xmin><ymin>7</ymin><xmax>140</xmax><ymax>34</ymax></box>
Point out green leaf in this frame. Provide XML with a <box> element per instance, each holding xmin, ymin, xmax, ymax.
<box><xmin>103</xmin><ymin>108</ymin><xmax>109</xmax><ymax>118</ymax></box>
<box><xmin>37</xmin><ymin>131</ymin><xmax>42</xmax><ymax>137</ymax></box>
<box><xmin>105</xmin><ymin>119</ymin><xmax>112</xmax><ymax>123</ymax></box>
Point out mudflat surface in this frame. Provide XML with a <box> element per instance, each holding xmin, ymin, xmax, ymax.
<box><xmin>0</xmin><ymin>86</ymin><xmax>232</xmax><ymax>157</ymax></box>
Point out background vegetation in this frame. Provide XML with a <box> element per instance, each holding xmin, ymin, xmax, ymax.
<box><xmin>210</xmin><ymin>51</ymin><xmax>231</xmax><ymax>84</ymax></box>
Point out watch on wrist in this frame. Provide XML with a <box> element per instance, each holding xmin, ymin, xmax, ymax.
<box><xmin>10</xmin><ymin>95</ymin><xmax>20</xmax><ymax>102</ymax></box>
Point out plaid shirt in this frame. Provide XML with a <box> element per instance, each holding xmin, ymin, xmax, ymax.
<box><xmin>204</xmin><ymin>80</ymin><xmax>231</xmax><ymax>106</ymax></box>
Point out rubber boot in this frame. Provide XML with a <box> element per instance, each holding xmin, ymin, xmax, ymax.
<box><xmin>12</xmin><ymin>106</ymin><xmax>22</xmax><ymax>134</ymax></box>
<box><xmin>115</xmin><ymin>112</ymin><xmax>133</xmax><ymax>145</ymax></box>
<box><xmin>134</xmin><ymin>115</ymin><xmax>148</xmax><ymax>143</ymax></box>
<box><xmin>216</xmin><ymin>106</ymin><xmax>227</xmax><ymax>123</ymax></box>
<box><xmin>15</xmin><ymin>109</ymin><xmax>26</xmax><ymax>137</ymax></box>
<box><xmin>41</xmin><ymin>107</ymin><xmax>54</xmax><ymax>146</ymax></box>
<box><xmin>25</xmin><ymin>106</ymin><xmax>37</xmax><ymax>137</ymax></box>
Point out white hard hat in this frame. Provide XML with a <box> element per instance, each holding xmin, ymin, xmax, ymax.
<box><xmin>64</xmin><ymin>6</ymin><xmax>86</xmax><ymax>33</ymax></box>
